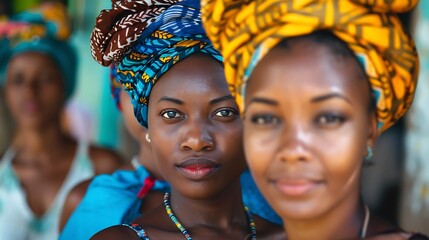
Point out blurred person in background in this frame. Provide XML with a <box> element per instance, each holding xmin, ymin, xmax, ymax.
<box><xmin>0</xmin><ymin>2</ymin><xmax>124</xmax><ymax>239</ymax></box>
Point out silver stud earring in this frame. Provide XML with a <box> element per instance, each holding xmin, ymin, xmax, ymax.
<box><xmin>365</xmin><ymin>146</ymin><xmax>373</xmax><ymax>161</ymax></box>
<box><xmin>145</xmin><ymin>133</ymin><xmax>151</xmax><ymax>143</ymax></box>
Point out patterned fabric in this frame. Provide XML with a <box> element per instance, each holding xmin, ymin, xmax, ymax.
<box><xmin>202</xmin><ymin>0</ymin><xmax>420</xmax><ymax>132</ymax></box>
<box><xmin>91</xmin><ymin>0</ymin><xmax>181</xmax><ymax>66</ymax></box>
<box><xmin>110</xmin><ymin>64</ymin><xmax>122</xmax><ymax>111</ymax></box>
<box><xmin>122</xmin><ymin>223</ymin><xmax>150</xmax><ymax>240</ymax></box>
<box><xmin>0</xmin><ymin>2</ymin><xmax>77</xmax><ymax>99</ymax></box>
<box><xmin>91</xmin><ymin>0</ymin><xmax>222</xmax><ymax>127</ymax></box>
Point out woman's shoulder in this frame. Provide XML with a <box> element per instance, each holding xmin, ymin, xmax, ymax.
<box><xmin>408</xmin><ymin>233</ymin><xmax>429</xmax><ymax>240</ymax></box>
<box><xmin>90</xmin><ymin>224</ymin><xmax>143</xmax><ymax>240</ymax></box>
<box><xmin>88</xmin><ymin>145</ymin><xmax>129</xmax><ymax>174</ymax></box>
<box><xmin>59</xmin><ymin>178</ymin><xmax>92</xmax><ymax>231</ymax></box>
<box><xmin>368</xmin><ymin>214</ymin><xmax>429</xmax><ymax>240</ymax></box>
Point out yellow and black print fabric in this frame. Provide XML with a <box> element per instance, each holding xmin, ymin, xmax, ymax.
<box><xmin>202</xmin><ymin>0</ymin><xmax>419</xmax><ymax>132</ymax></box>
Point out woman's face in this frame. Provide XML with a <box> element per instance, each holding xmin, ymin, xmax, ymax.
<box><xmin>5</xmin><ymin>51</ymin><xmax>65</xmax><ymax>128</ymax></box>
<box><xmin>148</xmin><ymin>54</ymin><xmax>246</xmax><ymax>199</ymax></box>
<box><xmin>243</xmin><ymin>40</ymin><xmax>377</xmax><ymax>221</ymax></box>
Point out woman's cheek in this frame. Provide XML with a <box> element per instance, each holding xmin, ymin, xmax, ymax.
<box><xmin>244</xmin><ymin>131</ymin><xmax>274</xmax><ymax>175</ymax></box>
<box><xmin>316</xmin><ymin>131</ymin><xmax>364</xmax><ymax>189</ymax></box>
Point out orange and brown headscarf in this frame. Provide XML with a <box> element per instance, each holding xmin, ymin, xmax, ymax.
<box><xmin>202</xmin><ymin>0</ymin><xmax>419</xmax><ymax>132</ymax></box>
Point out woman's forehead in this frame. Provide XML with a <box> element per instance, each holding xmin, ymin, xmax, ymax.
<box><xmin>152</xmin><ymin>55</ymin><xmax>228</xmax><ymax>96</ymax></box>
<box><xmin>246</xmin><ymin>42</ymin><xmax>369</xmax><ymax>105</ymax></box>
<box><xmin>7</xmin><ymin>54</ymin><xmax>61</xmax><ymax>79</ymax></box>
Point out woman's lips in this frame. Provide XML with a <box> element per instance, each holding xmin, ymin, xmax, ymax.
<box><xmin>22</xmin><ymin>101</ymin><xmax>41</xmax><ymax>114</ymax></box>
<box><xmin>273</xmin><ymin>179</ymin><xmax>321</xmax><ymax>197</ymax></box>
<box><xmin>177</xmin><ymin>157</ymin><xmax>220</xmax><ymax>180</ymax></box>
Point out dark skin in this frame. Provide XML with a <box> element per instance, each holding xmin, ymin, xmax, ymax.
<box><xmin>4</xmin><ymin>51</ymin><xmax>124</xmax><ymax>217</ymax></box>
<box><xmin>243</xmin><ymin>37</ymin><xmax>410</xmax><ymax>239</ymax></box>
<box><xmin>91</xmin><ymin>54</ymin><xmax>284</xmax><ymax>240</ymax></box>
<box><xmin>59</xmin><ymin>88</ymin><xmax>163</xmax><ymax>231</ymax></box>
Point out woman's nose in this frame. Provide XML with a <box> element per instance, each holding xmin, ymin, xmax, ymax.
<box><xmin>276</xmin><ymin>125</ymin><xmax>311</xmax><ymax>163</ymax></box>
<box><xmin>180</xmin><ymin>120</ymin><xmax>214</xmax><ymax>152</ymax></box>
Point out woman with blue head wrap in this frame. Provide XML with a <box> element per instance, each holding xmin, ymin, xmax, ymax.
<box><xmin>84</xmin><ymin>0</ymin><xmax>284</xmax><ymax>239</ymax></box>
<box><xmin>0</xmin><ymin>3</ymin><xmax>124</xmax><ymax>240</ymax></box>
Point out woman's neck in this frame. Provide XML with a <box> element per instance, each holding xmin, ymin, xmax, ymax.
<box><xmin>12</xmin><ymin>123</ymin><xmax>70</xmax><ymax>157</ymax></box>
<box><xmin>138</xmin><ymin>142</ymin><xmax>162</xmax><ymax>179</ymax></box>
<box><xmin>168</xmin><ymin>179</ymin><xmax>247</xmax><ymax>230</ymax></box>
<box><xmin>284</xmin><ymin>197</ymin><xmax>366</xmax><ymax>240</ymax></box>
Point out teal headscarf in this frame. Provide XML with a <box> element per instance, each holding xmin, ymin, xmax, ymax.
<box><xmin>0</xmin><ymin>2</ymin><xmax>77</xmax><ymax>99</ymax></box>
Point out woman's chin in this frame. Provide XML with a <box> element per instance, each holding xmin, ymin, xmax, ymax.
<box><xmin>270</xmin><ymin>198</ymin><xmax>328</xmax><ymax>221</ymax></box>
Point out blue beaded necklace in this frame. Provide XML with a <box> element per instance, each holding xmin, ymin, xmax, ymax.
<box><xmin>163</xmin><ymin>192</ymin><xmax>257</xmax><ymax>240</ymax></box>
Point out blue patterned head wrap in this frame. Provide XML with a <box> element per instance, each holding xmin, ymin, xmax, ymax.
<box><xmin>110</xmin><ymin>64</ymin><xmax>123</xmax><ymax>111</ymax></box>
<box><xmin>0</xmin><ymin>2</ymin><xmax>77</xmax><ymax>99</ymax></box>
<box><xmin>91</xmin><ymin>0</ymin><xmax>222</xmax><ymax>128</ymax></box>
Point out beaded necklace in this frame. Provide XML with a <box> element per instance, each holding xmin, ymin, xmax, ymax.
<box><xmin>163</xmin><ymin>192</ymin><xmax>257</xmax><ymax>240</ymax></box>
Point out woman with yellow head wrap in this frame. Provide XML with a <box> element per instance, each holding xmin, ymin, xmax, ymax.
<box><xmin>203</xmin><ymin>0</ymin><xmax>419</xmax><ymax>132</ymax></box>
<box><xmin>202</xmin><ymin>0</ymin><xmax>426</xmax><ymax>239</ymax></box>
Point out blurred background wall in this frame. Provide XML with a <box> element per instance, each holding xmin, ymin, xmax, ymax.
<box><xmin>400</xmin><ymin>1</ymin><xmax>429</xmax><ymax>234</ymax></box>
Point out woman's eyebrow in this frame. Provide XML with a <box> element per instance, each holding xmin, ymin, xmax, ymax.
<box><xmin>248</xmin><ymin>97</ymin><xmax>278</xmax><ymax>106</ymax></box>
<box><xmin>311</xmin><ymin>93</ymin><xmax>352</xmax><ymax>104</ymax></box>
<box><xmin>158</xmin><ymin>96</ymin><xmax>184</xmax><ymax>105</ymax></box>
<box><xmin>209</xmin><ymin>95</ymin><xmax>234</xmax><ymax>105</ymax></box>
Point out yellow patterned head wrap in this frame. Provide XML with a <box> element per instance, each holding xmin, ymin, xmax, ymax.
<box><xmin>202</xmin><ymin>0</ymin><xmax>419</xmax><ymax>132</ymax></box>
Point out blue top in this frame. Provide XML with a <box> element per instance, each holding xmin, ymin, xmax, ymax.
<box><xmin>241</xmin><ymin>170</ymin><xmax>282</xmax><ymax>224</ymax></box>
<box><xmin>60</xmin><ymin>168</ymin><xmax>281</xmax><ymax>240</ymax></box>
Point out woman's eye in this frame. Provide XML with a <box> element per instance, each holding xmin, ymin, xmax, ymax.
<box><xmin>161</xmin><ymin>110</ymin><xmax>183</xmax><ymax>119</ymax></box>
<box><xmin>250</xmin><ymin>115</ymin><xmax>280</xmax><ymax>125</ymax></box>
<box><xmin>214</xmin><ymin>108</ymin><xmax>237</xmax><ymax>117</ymax></box>
<box><xmin>8</xmin><ymin>76</ymin><xmax>24</xmax><ymax>86</ymax></box>
<box><xmin>317</xmin><ymin>113</ymin><xmax>346</xmax><ymax>125</ymax></box>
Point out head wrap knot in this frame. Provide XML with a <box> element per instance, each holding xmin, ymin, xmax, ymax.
<box><xmin>91</xmin><ymin>0</ymin><xmax>222</xmax><ymax>128</ymax></box>
<box><xmin>202</xmin><ymin>0</ymin><xmax>419</xmax><ymax>132</ymax></box>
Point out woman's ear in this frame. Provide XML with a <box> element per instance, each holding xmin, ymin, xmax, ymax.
<box><xmin>366</xmin><ymin>112</ymin><xmax>379</xmax><ymax>149</ymax></box>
